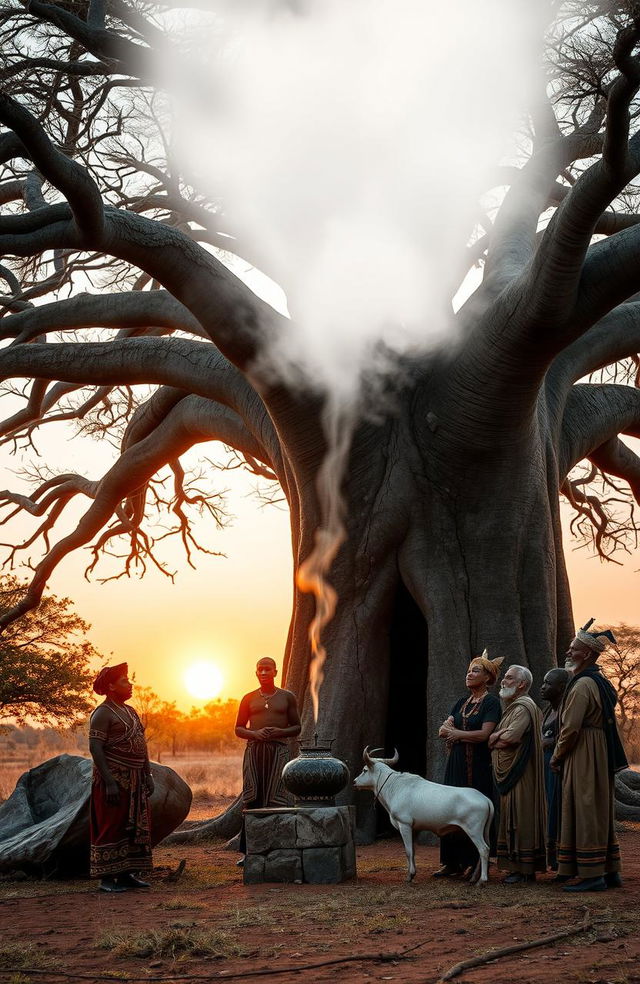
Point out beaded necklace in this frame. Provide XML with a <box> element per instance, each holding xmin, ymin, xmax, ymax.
<box><xmin>460</xmin><ymin>690</ymin><xmax>488</xmax><ymax>728</ymax></box>
<box><xmin>460</xmin><ymin>689</ymin><xmax>488</xmax><ymax>784</ymax></box>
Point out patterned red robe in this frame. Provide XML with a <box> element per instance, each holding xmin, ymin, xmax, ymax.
<box><xmin>89</xmin><ymin>703</ymin><xmax>152</xmax><ymax>878</ymax></box>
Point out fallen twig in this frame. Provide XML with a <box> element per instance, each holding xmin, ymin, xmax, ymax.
<box><xmin>436</xmin><ymin>906</ymin><xmax>593</xmax><ymax>982</ymax></box>
<box><xmin>0</xmin><ymin>938</ymin><xmax>430</xmax><ymax>982</ymax></box>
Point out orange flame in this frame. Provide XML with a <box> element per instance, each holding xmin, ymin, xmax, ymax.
<box><xmin>296</xmin><ymin>401</ymin><xmax>355</xmax><ymax>722</ymax></box>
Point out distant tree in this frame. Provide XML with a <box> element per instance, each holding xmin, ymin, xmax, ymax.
<box><xmin>600</xmin><ymin>624</ymin><xmax>640</xmax><ymax>754</ymax></box>
<box><xmin>0</xmin><ymin>575</ymin><xmax>98</xmax><ymax>725</ymax></box>
<box><xmin>200</xmin><ymin>699</ymin><xmax>241</xmax><ymax>750</ymax></box>
<box><xmin>130</xmin><ymin>690</ymin><xmax>238</xmax><ymax>757</ymax></box>
<box><xmin>132</xmin><ymin>686</ymin><xmax>184</xmax><ymax>759</ymax></box>
<box><xmin>180</xmin><ymin>699</ymin><xmax>239</xmax><ymax>752</ymax></box>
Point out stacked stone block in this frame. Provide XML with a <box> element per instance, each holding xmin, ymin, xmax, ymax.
<box><xmin>243</xmin><ymin>805</ymin><xmax>356</xmax><ymax>884</ymax></box>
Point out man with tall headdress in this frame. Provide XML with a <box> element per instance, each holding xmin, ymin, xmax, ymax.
<box><xmin>489</xmin><ymin>665</ymin><xmax>547</xmax><ymax>883</ymax></box>
<box><xmin>89</xmin><ymin>664</ymin><xmax>154</xmax><ymax>893</ymax></box>
<box><xmin>550</xmin><ymin>620</ymin><xmax>628</xmax><ymax>892</ymax></box>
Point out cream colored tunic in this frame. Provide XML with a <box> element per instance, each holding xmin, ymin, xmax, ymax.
<box><xmin>493</xmin><ymin>698</ymin><xmax>547</xmax><ymax>875</ymax></box>
<box><xmin>554</xmin><ymin>676</ymin><xmax>621</xmax><ymax>878</ymax></box>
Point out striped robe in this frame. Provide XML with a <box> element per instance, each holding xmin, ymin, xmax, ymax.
<box><xmin>554</xmin><ymin>676</ymin><xmax>621</xmax><ymax>878</ymax></box>
<box><xmin>242</xmin><ymin>740</ymin><xmax>292</xmax><ymax>808</ymax></box>
<box><xmin>492</xmin><ymin>696</ymin><xmax>547</xmax><ymax>875</ymax></box>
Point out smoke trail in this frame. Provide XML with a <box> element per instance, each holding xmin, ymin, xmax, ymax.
<box><xmin>295</xmin><ymin>396</ymin><xmax>357</xmax><ymax>722</ymax></box>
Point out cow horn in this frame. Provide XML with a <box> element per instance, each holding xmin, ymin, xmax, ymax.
<box><xmin>363</xmin><ymin>745</ymin><xmax>374</xmax><ymax>765</ymax></box>
<box><xmin>379</xmin><ymin>748</ymin><xmax>399</xmax><ymax>767</ymax></box>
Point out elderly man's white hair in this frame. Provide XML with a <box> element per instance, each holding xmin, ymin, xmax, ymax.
<box><xmin>509</xmin><ymin>665</ymin><xmax>533</xmax><ymax>692</ymax></box>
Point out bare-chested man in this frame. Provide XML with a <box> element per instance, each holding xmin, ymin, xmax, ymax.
<box><xmin>235</xmin><ymin>657</ymin><xmax>301</xmax><ymax>862</ymax></box>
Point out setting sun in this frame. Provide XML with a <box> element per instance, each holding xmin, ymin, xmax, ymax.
<box><xmin>184</xmin><ymin>661</ymin><xmax>224</xmax><ymax>701</ymax></box>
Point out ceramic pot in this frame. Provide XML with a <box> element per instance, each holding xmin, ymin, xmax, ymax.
<box><xmin>282</xmin><ymin>738</ymin><xmax>349</xmax><ymax>806</ymax></box>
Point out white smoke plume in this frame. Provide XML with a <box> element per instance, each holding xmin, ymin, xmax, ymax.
<box><xmin>164</xmin><ymin>0</ymin><xmax>542</xmax><ymax>720</ymax></box>
<box><xmin>173</xmin><ymin>0</ymin><xmax>540</xmax><ymax>394</ymax></box>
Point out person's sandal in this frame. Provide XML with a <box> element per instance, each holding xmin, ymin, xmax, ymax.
<box><xmin>433</xmin><ymin>864</ymin><xmax>459</xmax><ymax>878</ymax></box>
<box><xmin>99</xmin><ymin>879</ymin><xmax>127</xmax><ymax>893</ymax></box>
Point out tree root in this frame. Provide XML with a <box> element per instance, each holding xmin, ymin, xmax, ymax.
<box><xmin>162</xmin><ymin>795</ymin><xmax>243</xmax><ymax>844</ymax></box>
<box><xmin>436</xmin><ymin>906</ymin><xmax>593</xmax><ymax>982</ymax></box>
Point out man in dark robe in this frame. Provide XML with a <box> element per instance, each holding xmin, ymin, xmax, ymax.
<box><xmin>89</xmin><ymin>663</ymin><xmax>154</xmax><ymax>893</ymax></box>
<box><xmin>235</xmin><ymin>657</ymin><xmax>301</xmax><ymax>863</ymax></box>
<box><xmin>540</xmin><ymin>667</ymin><xmax>570</xmax><ymax>870</ymax></box>
<box><xmin>551</xmin><ymin>621</ymin><xmax>628</xmax><ymax>892</ymax></box>
<box><xmin>489</xmin><ymin>665</ymin><xmax>547</xmax><ymax>883</ymax></box>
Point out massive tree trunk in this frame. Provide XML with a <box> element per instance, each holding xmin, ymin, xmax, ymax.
<box><xmin>278</xmin><ymin>386</ymin><xmax>571</xmax><ymax>834</ymax></box>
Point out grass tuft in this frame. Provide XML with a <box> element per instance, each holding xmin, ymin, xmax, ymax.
<box><xmin>95</xmin><ymin>926</ymin><xmax>246</xmax><ymax>960</ymax></box>
<box><xmin>0</xmin><ymin>944</ymin><xmax>60</xmax><ymax>972</ymax></box>
<box><xmin>156</xmin><ymin>896</ymin><xmax>208</xmax><ymax>911</ymax></box>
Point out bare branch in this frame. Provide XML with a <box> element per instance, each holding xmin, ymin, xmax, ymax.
<box><xmin>0</xmin><ymin>394</ymin><xmax>274</xmax><ymax>628</ymax></box>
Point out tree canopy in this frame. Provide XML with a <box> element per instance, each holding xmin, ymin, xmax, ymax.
<box><xmin>3</xmin><ymin>2</ymin><xmax>640</xmax><ymax>829</ymax></box>
<box><xmin>601</xmin><ymin>623</ymin><xmax>640</xmax><ymax>756</ymax></box>
<box><xmin>0</xmin><ymin>574</ymin><xmax>98</xmax><ymax>724</ymax></box>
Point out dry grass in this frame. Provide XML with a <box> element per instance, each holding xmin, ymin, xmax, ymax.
<box><xmin>168</xmin><ymin>754</ymin><xmax>243</xmax><ymax>803</ymax></box>
<box><xmin>95</xmin><ymin>925</ymin><xmax>246</xmax><ymax>960</ymax></box>
<box><xmin>0</xmin><ymin>943</ymin><xmax>60</xmax><ymax>972</ymax></box>
<box><xmin>0</xmin><ymin>764</ymin><xmax>28</xmax><ymax>803</ymax></box>
<box><xmin>0</xmin><ymin>751</ymin><xmax>243</xmax><ymax>808</ymax></box>
<box><xmin>155</xmin><ymin>896</ymin><xmax>208</xmax><ymax>911</ymax></box>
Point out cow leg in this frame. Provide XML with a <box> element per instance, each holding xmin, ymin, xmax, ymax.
<box><xmin>397</xmin><ymin>823</ymin><xmax>416</xmax><ymax>882</ymax></box>
<box><xmin>461</xmin><ymin>821</ymin><xmax>490</xmax><ymax>887</ymax></box>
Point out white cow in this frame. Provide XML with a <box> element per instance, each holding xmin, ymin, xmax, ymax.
<box><xmin>353</xmin><ymin>747</ymin><xmax>494</xmax><ymax>884</ymax></box>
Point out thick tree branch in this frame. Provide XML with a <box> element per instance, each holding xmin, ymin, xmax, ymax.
<box><xmin>0</xmin><ymin>204</ymin><xmax>289</xmax><ymax>374</ymax></box>
<box><xmin>23</xmin><ymin>0</ymin><xmax>152</xmax><ymax>77</ymax></box>
<box><xmin>0</xmin><ymin>336</ymin><xmax>263</xmax><ymax>435</ymax></box>
<box><xmin>559</xmin><ymin>383</ymin><xmax>640</xmax><ymax>478</ymax></box>
<box><xmin>0</xmin><ymin>290</ymin><xmax>206</xmax><ymax>344</ymax></box>
<box><xmin>589</xmin><ymin>436</ymin><xmax>640</xmax><ymax>502</ymax></box>
<box><xmin>526</xmin><ymin>21</ymin><xmax>640</xmax><ymax>330</ymax></box>
<box><xmin>576</xmin><ymin>221</ymin><xmax>640</xmax><ymax>327</ymax></box>
<box><xmin>484</xmin><ymin>98</ymin><xmax>606</xmax><ymax>292</ymax></box>
<box><xmin>547</xmin><ymin>302</ymin><xmax>640</xmax><ymax>398</ymax></box>
<box><xmin>0</xmin><ymin>93</ymin><xmax>105</xmax><ymax>242</ymax></box>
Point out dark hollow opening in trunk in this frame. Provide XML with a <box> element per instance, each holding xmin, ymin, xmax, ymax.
<box><xmin>385</xmin><ymin>577</ymin><xmax>428</xmax><ymax>778</ymax></box>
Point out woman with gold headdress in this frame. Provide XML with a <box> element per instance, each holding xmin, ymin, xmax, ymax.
<box><xmin>434</xmin><ymin>651</ymin><xmax>503</xmax><ymax>878</ymax></box>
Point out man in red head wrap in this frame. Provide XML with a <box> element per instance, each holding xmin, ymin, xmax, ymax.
<box><xmin>89</xmin><ymin>664</ymin><xmax>154</xmax><ymax>892</ymax></box>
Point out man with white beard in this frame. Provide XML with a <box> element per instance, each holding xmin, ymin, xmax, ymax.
<box><xmin>550</xmin><ymin>622</ymin><xmax>627</xmax><ymax>892</ymax></box>
<box><xmin>488</xmin><ymin>666</ymin><xmax>546</xmax><ymax>883</ymax></box>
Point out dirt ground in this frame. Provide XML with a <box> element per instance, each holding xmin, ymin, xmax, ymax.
<box><xmin>0</xmin><ymin>826</ymin><xmax>638</xmax><ymax>984</ymax></box>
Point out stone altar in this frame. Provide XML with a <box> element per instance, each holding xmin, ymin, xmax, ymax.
<box><xmin>243</xmin><ymin>805</ymin><xmax>356</xmax><ymax>884</ymax></box>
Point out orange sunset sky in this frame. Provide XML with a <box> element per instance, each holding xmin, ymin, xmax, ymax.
<box><xmin>1</xmin><ymin>419</ymin><xmax>639</xmax><ymax>713</ymax></box>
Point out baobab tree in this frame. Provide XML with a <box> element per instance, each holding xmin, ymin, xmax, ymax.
<box><xmin>1</xmin><ymin>1</ymin><xmax>640</xmax><ymax>835</ymax></box>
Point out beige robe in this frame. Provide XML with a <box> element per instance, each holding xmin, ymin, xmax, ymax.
<box><xmin>554</xmin><ymin>676</ymin><xmax>621</xmax><ymax>878</ymax></box>
<box><xmin>493</xmin><ymin>696</ymin><xmax>547</xmax><ymax>874</ymax></box>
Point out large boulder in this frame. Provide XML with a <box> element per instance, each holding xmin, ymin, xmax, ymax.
<box><xmin>0</xmin><ymin>754</ymin><xmax>191</xmax><ymax>877</ymax></box>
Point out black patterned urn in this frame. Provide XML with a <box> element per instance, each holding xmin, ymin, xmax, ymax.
<box><xmin>282</xmin><ymin>734</ymin><xmax>350</xmax><ymax>806</ymax></box>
